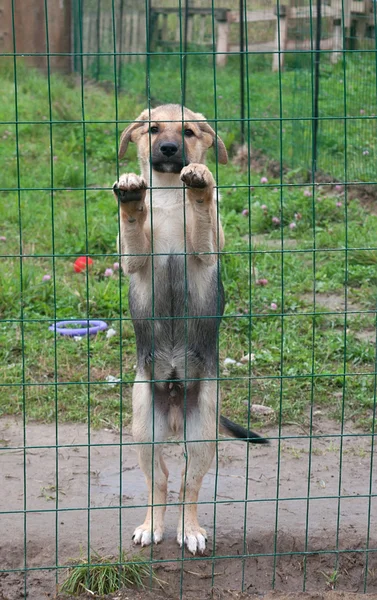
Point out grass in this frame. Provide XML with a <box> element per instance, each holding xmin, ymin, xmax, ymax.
<box><xmin>1</xmin><ymin>58</ymin><xmax>377</xmax><ymax>432</ymax></box>
<box><xmin>86</xmin><ymin>51</ymin><xmax>377</xmax><ymax>183</ymax></box>
<box><xmin>60</xmin><ymin>549</ymin><xmax>156</xmax><ymax>595</ymax></box>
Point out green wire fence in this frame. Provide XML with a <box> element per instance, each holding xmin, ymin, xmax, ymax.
<box><xmin>1</xmin><ymin>0</ymin><xmax>377</xmax><ymax>598</ymax></box>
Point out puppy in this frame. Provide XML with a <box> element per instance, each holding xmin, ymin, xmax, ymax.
<box><xmin>113</xmin><ymin>104</ymin><xmax>267</xmax><ymax>555</ymax></box>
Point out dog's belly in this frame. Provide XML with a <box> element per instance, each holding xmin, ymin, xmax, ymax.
<box><xmin>129</xmin><ymin>255</ymin><xmax>224</xmax><ymax>384</ymax></box>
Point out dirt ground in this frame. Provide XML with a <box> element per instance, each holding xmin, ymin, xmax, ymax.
<box><xmin>0</xmin><ymin>416</ymin><xmax>376</xmax><ymax>600</ymax></box>
<box><xmin>57</xmin><ymin>593</ymin><xmax>377</xmax><ymax>600</ymax></box>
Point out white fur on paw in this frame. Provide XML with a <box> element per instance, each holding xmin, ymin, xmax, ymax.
<box><xmin>177</xmin><ymin>526</ymin><xmax>207</xmax><ymax>555</ymax></box>
<box><xmin>117</xmin><ymin>173</ymin><xmax>146</xmax><ymax>191</ymax></box>
<box><xmin>132</xmin><ymin>525</ymin><xmax>163</xmax><ymax>547</ymax></box>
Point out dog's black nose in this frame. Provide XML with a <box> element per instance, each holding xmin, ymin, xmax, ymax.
<box><xmin>160</xmin><ymin>142</ymin><xmax>178</xmax><ymax>157</ymax></box>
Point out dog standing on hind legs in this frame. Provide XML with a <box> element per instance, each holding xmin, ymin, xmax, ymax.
<box><xmin>113</xmin><ymin>104</ymin><xmax>268</xmax><ymax>555</ymax></box>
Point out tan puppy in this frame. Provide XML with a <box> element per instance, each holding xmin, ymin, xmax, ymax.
<box><xmin>113</xmin><ymin>104</ymin><xmax>267</xmax><ymax>555</ymax></box>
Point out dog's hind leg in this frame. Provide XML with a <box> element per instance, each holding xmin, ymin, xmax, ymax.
<box><xmin>177</xmin><ymin>380</ymin><xmax>218</xmax><ymax>555</ymax></box>
<box><xmin>132</xmin><ymin>377</ymin><xmax>169</xmax><ymax>547</ymax></box>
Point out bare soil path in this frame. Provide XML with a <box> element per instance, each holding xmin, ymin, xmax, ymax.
<box><xmin>0</xmin><ymin>417</ymin><xmax>376</xmax><ymax>599</ymax></box>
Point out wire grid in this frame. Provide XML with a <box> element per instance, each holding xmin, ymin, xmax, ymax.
<box><xmin>1</xmin><ymin>0</ymin><xmax>377</xmax><ymax>598</ymax></box>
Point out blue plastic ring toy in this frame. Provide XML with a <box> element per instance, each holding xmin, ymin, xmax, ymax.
<box><xmin>49</xmin><ymin>320</ymin><xmax>108</xmax><ymax>337</ymax></box>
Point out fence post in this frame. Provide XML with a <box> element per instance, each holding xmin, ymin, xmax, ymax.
<box><xmin>216</xmin><ymin>9</ymin><xmax>229</xmax><ymax>67</ymax></box>
<box><xmin>1</xmin><ymin>0</ymin><xmax>71</xmax><ymax>73</ymax></box>
<box><xmin>0</xmin><ymin>0</ymin><xmax>12</xmax><ymax>57</ymax></box>
<box><xmin>331</xmin><ymin>17</ymin><xmax>342</xmax><ymax>62</ymax></box>
<box><xmin>272</xmin><ymin>4</ymin><xmax>288</xmax><ymax>72</ymax></box>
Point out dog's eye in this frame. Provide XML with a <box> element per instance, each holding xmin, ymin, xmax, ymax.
<box><xmin>150</xmin><ymin>126</ymin><xmax>159</xmax><ymax>134</ymax></box>
<box><xmin>184</xmin><ymin>129</ymin><xmax>194</xmax><ymax>137</ymax></box>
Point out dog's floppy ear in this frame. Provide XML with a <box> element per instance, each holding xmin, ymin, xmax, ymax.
<box><xmin>118</xmin><ymin>109</ymin><xmax>149</xmax><ymax>159</ymax></box>
<box><xmin>196</xmin><ymin>114</ymin><xmax>228</xmax><ymax>165</ymax></box>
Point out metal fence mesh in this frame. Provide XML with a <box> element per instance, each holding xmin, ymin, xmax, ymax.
<box><xmin>1</xmin><ymin>0</ymin><xmax>377</xmax><ymax>598</ymax></box>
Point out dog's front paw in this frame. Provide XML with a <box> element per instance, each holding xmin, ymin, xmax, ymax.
<box><xmin>113</xmin><ymin>174</ymin><xmax>147</xmax><ymax>222</ymax></box>
<box><xmin>113</xmin><ymin>173</ymin><xmax>147</xmax><ymax>203</ymax></box>
<box><xmin>133</xmin><ymin>522</ymin><xmax>164</xmax><ymax>547</ymax></box>
<box><xmin>177</xmin><ymin>522</ymin><xmax>207</xmax><ymax>555</ymax></box>
<box><xmin>180</xmin><ymin>164</ymin><xmax>215</xmax><ymax>190</ymax></box>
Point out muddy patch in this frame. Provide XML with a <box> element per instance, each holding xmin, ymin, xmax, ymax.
<box><xmin>0</xmin><ymin>418</ymin><xmax>376</xmax><ymax>600</ymax></box>
<box><xmin>300</xmin><ymin>293</ymin><xmax>363</xmax><ymax>314</ymax></box>
<box><xmin>233</xmin><ymin>145</ymin><xmax>286</xmax><ymax>179</ymax></box>
<box><xmin>354</xmin><ymin>329</ymin><xmax>376</xmax><ymax>344</ymax></box>
<box><xmin>347</xmin><ymin>184</ymin><xmax>377</xmax><ymax>211</ymax></box>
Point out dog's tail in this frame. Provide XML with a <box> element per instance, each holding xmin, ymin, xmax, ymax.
<box><xmin>219</xmin><ymin>415</ymin><xmax>269</xmax><ymax>444</ymax></box>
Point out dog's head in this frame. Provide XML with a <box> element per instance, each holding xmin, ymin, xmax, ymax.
<box><xmin>118</xmin><ymin>104</ymin><xmax>228</xmax><ymax>174</ymax></box>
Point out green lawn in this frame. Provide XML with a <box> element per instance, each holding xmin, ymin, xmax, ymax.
<box><xmin>1</xmin><ymin>58</ymin><xmax>377</xmax><ymax>432</ymax></box>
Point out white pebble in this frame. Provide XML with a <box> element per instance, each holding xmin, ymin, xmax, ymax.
<box><xmin>224</xmin><ymin>357</ymin><xmax>237</xmax><ymax>366</ymax></box>
<box><xmin>240</xmin><ymin>353</ymin><xmax>256</xmax><ymax>364</ymax></box>
<box><xmin>105</xmin><ymin>375</ymin><xmax>121</xmax><ymax>387</ymax></box>
<box><xmin>243</xmin><ymin>403</ymin><xmax>274</xmax><ymax>416</ymax></box>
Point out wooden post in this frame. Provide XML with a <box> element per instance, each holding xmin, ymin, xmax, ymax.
<box><xmin>0</xmin><ymin>0</ymin><xmax>71</xmax><ymax>73</ymax></box>
<box><xmin>123</xmin><ymin>13</ymin><xmax>131</xmax><ymax>63</ymax></box>
<box><xmin>187</xmin><ymin>15</ymin><xmax>194</xmax><ymax>44</ymax></box>
<box><xmin>272</xmin><ymin>4</ymin><xmax>288</xmax><ymax>72</ymax></box>
<box><xmin>331</xmin><ymin>17</ymin><xmax>342</xmax><ymax>63</ymax></box>
<box><xmin>131</xmin><ymin>11</ymin><xmax>139</xmax><ymax>63</ymax></box>
<box><xmin>0</xmin><ymin>0</ymin><xmax>12</xmax><ymax>58</ymax></box>
<box><xmin>161</xmin><ymin>13</ymin><xmax>169</xmax><ymax>44</ymax></box>
<box><xmin>216</xmin><ymin>9</ymin><xmax>229</xmax><ymax>67</ymax></box>
<box><xmin>354</xmin><ymin>15</ymin><xmax>368</xmax><ymax>44</ymax></box>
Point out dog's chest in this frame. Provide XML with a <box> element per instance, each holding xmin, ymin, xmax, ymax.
<box><xmin>145</xmin><ymin>194</ymin><xmax>189</xmax><ymax>258</ymax></box>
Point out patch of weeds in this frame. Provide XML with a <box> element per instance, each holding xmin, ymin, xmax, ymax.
<box><xmin>320</xmin><ymin>569</ymin><xmax>339</xmax><ymax>590</ymax></box>
<box><xmin>282</xmin><ymin>444</ymin><xmax>304</xmax><ymax>459</ymax></box>
<box><xmin>60</xmin><ymin>549</ymin><xmax>157</xmax><ymax>596</ymax></box>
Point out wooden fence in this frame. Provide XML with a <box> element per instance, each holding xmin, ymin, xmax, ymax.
<box><xmin>1</xmin><ymin>0</ymin><xmax>375</xmax><ymax>74</ymax></box>
<box><xmin>0</xmin><ymin>0</ymin><xmax>71</xmax><ymax>73</ymax></box>
<box><xmin>79</xmin><ymin>1</ymin><xmax>377</xmax><ymax>75</ymax></box>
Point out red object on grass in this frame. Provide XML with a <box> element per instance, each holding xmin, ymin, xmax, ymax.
<box><xmin>74</xmin><ymin>256</ymin><xmax>93</xmax><ymax>273</ymax></box>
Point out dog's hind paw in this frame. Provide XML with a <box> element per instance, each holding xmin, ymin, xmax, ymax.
<box><xmin>132</xmin><ymin>523</ymin><xmax>164</xmax><ymax>547</ymax></box>
<box><xmin>177</xmin><ymin>524</ymin><xmax>207</xmax><ymax>555</ymax></box>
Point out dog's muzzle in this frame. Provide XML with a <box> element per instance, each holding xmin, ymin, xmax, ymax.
<box><xmin>152</xmin><ymin>141</ymin><xmax>188</xmax><ymax>174</ymax></box>
<box><xmin>160</xmin><ymin>142</ymin><xmax>179</xmax><ymax>158</ymax></box>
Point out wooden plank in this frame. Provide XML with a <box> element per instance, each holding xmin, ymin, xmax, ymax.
<box><xmin>289</xmin><ymin>5</ymin><xmax>336</xmax><ymax>18</ymax></box>
<box><xmin>150</xmin><ymin>6</ymin><xmax>228</xmax><ymax>21</ymax></box>
<box><xmin>272</xmin><ymin>10</ymin><xmax>288</xmax><ymax>71</ymax></box>
<box><xmin>216</xmin><ymin>20</ymin><xmax>229</xmax><ymax>67</ymax></box>
<box><xmin>161</xmin><ymin>13</ymin><xmax>168</xmax><ymax>42</ymax></box>
<box><xmin>131</xmin><ymin>11</ymin><xmax>139</xmax><ymax>63</ymax></box>
<box><xmin>85</xmin><ymin>14</ymin><xmax>91</xmax><ymax>73</ymax></box>
<box><xmin>198</xmin><ymin>14</ymin><xmax>206</xmax><ymax>45</ymax></box>
<box><xmin>229</xmin><ymin>37</ymin><xmax>335</xmax><ymax>54</ymax></box>
<box><xmin>138</xmin><ymin>8</ymin><xmax>146</xmax><ymax>61</ymax></box>
<box><xmin>123</xmin><ymin>13</ymin><xmax>131</xmax><ymax>63</ymax></box>
<box><xmin>187</xmin><ymin>15</ymin><xmax>194</xmax><ymax>43</ymax></box>
<box><xmin>229</xmin><ymin>6</ymin><xmax>336</xmax><ymax>23</ymax></box>
<box><xmin>229</xmin><ymin>42</ymin><xmax>276</xmax><ymax>53</ymax></box>
<box><xmin>351</xmin><ymin>0</ymin><xmax>366</xmax><ymax>13</ymax></box>
<box><xmin>331</xmin><ymin>18</ymin><xmax>342</xmax><ymax>63</ymax></box>
<box><xmin>228</xmin><ymin>10</ymin><xmax>276</xmax><ymax>23</ymax></box>
<box><xmin>343</xmin><ymin>0</ymin><xmax>352</xmax><ymax>28</ymax></box>
<box><xmin>0</xmin><ymin>0</ymin><xmax>12</xmax><ymax>56</ymax></box>
<box><xmin>2</xmin><ymin>0</ymin><xmax>72</xmax><ymax>73</ymax></box>
<box><xmin>285</xmin><ymin>37</ymin><xmax>335</xmax><ymax>50</ymax></box>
